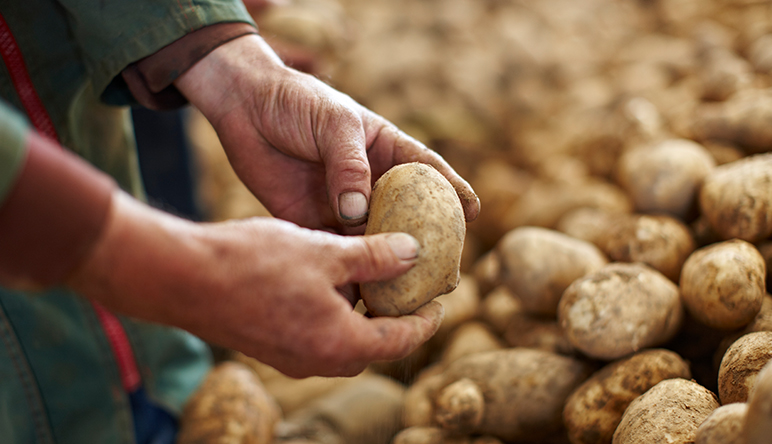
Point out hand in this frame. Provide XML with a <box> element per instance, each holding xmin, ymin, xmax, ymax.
<box><xmin>175</xmin><ymin>34</ymin><xmax>480</xmax><ymax>233</ymax></box>
<box><xmin>67</xmin><ymin>191</ymin><xmax>444</xmax><ymax>377</ymax></box>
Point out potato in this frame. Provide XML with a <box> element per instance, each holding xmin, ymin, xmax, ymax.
<box><xmin>700</xmin><ymin>154</ymin><xmax>772</xmax><ymax>243</ymax></box>
<box><xmin>477</xmin><ymin>286</ymin><xmax>520</xmax><ymax>335</ymax></box>
<box><xmin>434</xmin><ymin>378</ymin><xmax>485</xmax><ymax>433</ymax></box>
<box><xmin>403</xmin><ymin>366</ymin><xmax>445</xmax><ymax>428</ymax></box>
<box><xmin>437</xmin><ymin>348</ymin><xmax>592</xmax><ymax>442</ymax></box>
<box><xmin>612</xmin><ymin>378</ymin><xmax>719</xmax><ymax>444</ymax></box>
<box><xmin>600</xmin><ymin>214</ymin><xmax>695</xmax><ymax>282</ymax></box>
<box><xmin>718</xmin><ymin>331</ymin><xmax>772</xmax><ymax>404</ymax></box>
<box><xmin>361</xmin><ymin>162</ymin><xmax>466</xmax><ymax>316</ymax></box>
<box><xmin>680</xmin><ymin>239</ymin><xmax>765</xmax><ymax>330</ymax></box>
<box><xmin>391</xmin><ymin>427</ymin><xmax>502</xmax><ymax>444</ymax></box>
<box><xmin>695</xmin><ymin>403</ymin><xmax>747</xmax><ymax>444</ymax></box>
<box><xmin>563</xmin><ymin>349</ymin><xmax>691</xmax><ymax>444</ymax></box>
<box><xmin>503</xmin><ymin>311</ymin><xmax>574</xmax><ymax>356</ymax></box>
<box><xmin>556</xmin><ymin>208</ymin><xmax>616</xmax><ymax>247</ymax></box>
<box><xmin>744</xmin><ymin>359</ymin><xmax>772</xmax><ymax>444</ymax></box>
<box><xmin>558</xmin><ymin>263</ymin><xmax>683</xmax><ymax>360</ymax></box>
<box><xmin>470</xmin><ymin>250</ymin><xmax>501</xmax><ymax>297</ymax></box>
<box><xmin>440</xmin><ymin>321</ymin><xmax>504</xmax><ymax>366</ymax></box>
<box><xmin>616</xmin><ymin>139</ymin><xmax>715</xmax><ymax>219</ymax></box>
<box><xmin>177</xmin><ymin>362</ymin><xmax>281</xmax><ymax>444</ymax></box>
<box><xmin>497</xmin><ymin>227</ymin><xmax>608</xmax><ymax>316</ymax></box>
<box><xmin>434</xmin><ymin>274</ymin><xmax>481</xmax><ymax>341</ymax></box>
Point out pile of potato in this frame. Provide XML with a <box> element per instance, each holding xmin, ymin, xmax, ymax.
<box><xmin>182</xmin><ymin>0</ymin><xmax>772</xmax><ymax>442</ymax></box>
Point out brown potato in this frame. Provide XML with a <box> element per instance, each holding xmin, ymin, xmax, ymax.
<box><xmin>700</xmin><ymin>154</ymin><xmax>772</xmax><ymax>243</ymax></box>
<box><xmin>434</xmin><ymin>378</ymin><xmax>485</xmax><ymax>433</ymax></box>
<box><xmin>695</xmin><ymin>403</ymin><xmax>747</xmax><ymax>444</ymax></box>
<box><xmin>440</xmin><ymin>321</ymin><xmax>504</xmax><ymax>366</ymax></box>
<box><xmin>601</xmin><ymin>214</ymin><xmax>695</xmax><ymax>282</ymax></box>
<box><xmin>177</xmin><ymin>362</ymin><xmax>281</xmax><ymax>444</ymax></box>
<box><xmin>559</xmin><ymin>263</ymin><xmax>684</xmax><ymax>360</ymax></box>
<box><xmin>402</xmin><ymin>367</ymin><xmax>445</xmax><ymax>428</ymax></box>
<box><xmin>361</xmin><ymin>162</ymin><xmax>466</xmax><ymax>316</ymax></box>
<box><xmin>477</xmin><ymin>286</ymin><xmax>520</xmax><ymax>335</ymax></box>
<box><xmin>497</xmin><ymin>227</ymin><xmax>608</xmax><ymax>316</ymax></box>
<box><xmin>680</xmin><ymin>239</ymin><xmax>765</xmax><ymax>330</ymax></box>
<box><xmin>438</xmin><ymin>348</ymin><xmax>592</xmax><ymax>442</ymax></box>
<box><xmin>503</xmin><ymin>311</ymin><xmax>574</xmax><ymax>356</ymax></box>
<box><xmin>718</xmin><ymin>331</ymin><xmax>772</xmax><ymax>404</ymax></box>
<box><xmin>744</xmin><ymin>359</ymin><xmax>772</xmax><ymax>444</ymax></box>
<box><xmin>612</xmin><ymin>378</ymin><xmax>719</xmax><ymax>444</ymax></box>
<box><xmin>563</xmin><ymin>349</ymin><xmax>691</xmax><ymax>444</ymax></box>
<box><xmin>616</xmin><ymin>139</ymin><xmax>715</xmax><ymax>219</ymax></box>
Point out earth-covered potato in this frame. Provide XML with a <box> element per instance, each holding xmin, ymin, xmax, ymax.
<box><xmin>558</xmin><ymin>263</ymin><xmax>683</xmax><ymax>360</ymax></box>
<box><xmin>700</xmin><ymin>154</ymin><xmax>772</xmax><ymax>243</ymax></box>
<box><xmin>433</xmin><ymin>378</ymin><xmax>485</xmax><ymax>433</ymax></box>
<box><xmin>497</xmin><ymin>226</ymin><xmax>607</xmax><ymax>316</ymax></box>
<box><xmin>680</xmin><ymin>239</ymin><xmax>765</xmax><ymax>330</ymax></box>
<box><xmin>612</xmin><ymin>378</ymin><xmax>719</xmax><ymax>444</ymax></box>
<box><xmin>695</xmin><ymin>403</ymin><xmax>747</xmax><ymax>444</ymax></box>
<box><xmin>563</xmin><ymin>349</ymin><xmax>691</xmax><ymax>444</ymax></box>
<box><xmin>361</xmin><ymin>162</ymin><xmax>466</xmax><ymax>316</ymax></box>
<box><xmin>616</xmin><ymin>138</ymin><xmax>715</xmax><ymax>219</ymax></box>
<box><xmin>177</xmin><ymin>362</ymin><xmax>281</xmax><ymax>444</ymax></box>
<box><xmin>600</xmin><ymin>214</ymin><xmax>695</xmax><ymax>282</ymax></box>
<box><xmin>437</xmin><ymin>348</ymin><xmax>592</xmax><ymax>442</ymax></box>
<box><xmin>440</xmin><ymin>321</ymin><xmax>504</xmax><ymax>366</ymax></box>
<box><xmin>744</xmin><ymin>359</ymin><xmax>772</xmax><ymax>444</ymax></box>
<box><xmin>718</xmin><ymin>331</ymin><xmax>772</xmax><ymax>404</ymax></box>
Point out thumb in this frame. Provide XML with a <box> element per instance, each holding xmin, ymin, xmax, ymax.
<box><xmin>337</xmin><ymin>232</ymin><xmax>420</xmax><ymax>284</ymax></box>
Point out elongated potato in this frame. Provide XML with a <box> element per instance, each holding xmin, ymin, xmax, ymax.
<box><xmin>744</xmin><ymin>359</ymin><xmax>772</xmax><ymax>444</ymax></box>
<box><xmin>438</xmin><ymin>348</ymin><xmax>592</xmax><ymax>442</ymax></box>
<box><xmin>718</xmin><ymin>331</ymin><xmax>772</xmax><ymax>404</ymax></box>
<box><xmin>497</xmin><ymin>227</ymin><xmax>607</xmax><ymax>316</ymax></box>
<box><xmin>612</xmin><ymin>378</ymin><xmax>719</xmax><ymax>444</ymax></box>
<box><xmin>558</xmin><ymin>263</ymin><xmax>683</xmax><ymax>360</ymax></box>
<box><xmin>361</xmin><ymin>162</ymin><xmax>466</xmax><ymax>316</ymax></box>
<box><xmin>680</xmin><ymin>239</ymin><xmax>765</xmax><ymax>330</ymax></box>
<box><xmin>563</xmin><ymin>349</ymin><xmax>691</xmax><ymax>444</ymax></box>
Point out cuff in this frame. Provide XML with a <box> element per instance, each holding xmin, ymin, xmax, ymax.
<box><xmin>122</xmin><ymin>23</ymin><xmax>259</xmax><ymax>110</ymax></box>
<box><xmin>0</xmin><ymin>132</ymin><xmax>116</xmax><ymax>288</ymax></box>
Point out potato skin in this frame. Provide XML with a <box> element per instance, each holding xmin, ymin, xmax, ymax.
<box><xmin>558</xmin><ymin>263</ymin><xmax>683</xmax><ymax>360</ymax></box>
<box><xmin>177</xmin><ymin>362</ymin><xmax>281</xmax><ymax>444</ymax></box>
<box><xmin>695</xmin><ymin>403</ymin><xmax>747</xmax><ymax>444</ymax></box>
<box><xmin>700</xmin><ymin>153</ymin><xmax>772</xmax><ymax>243</ymax></box>
<box><xmin>744</xmin><ymin>359</ymin><xmax>772</xmax><ymax>444</ymax></box>
<box><xmin>718</xmin><ymin>331</ymin><xmax>772</xmax><ymax>404</ymax></box>
<box><xmin>361</xmin><ymin>162</ymin><xmax>466</xmax><ymax>316</ymax></box>
<box><xmin>612</xmin><ymin>378</ymin><xmax>719</xmax><ymax>444</ymax></box>
<box><xmin>497</xmin><ymin>226</ymin><xmax>608</xmax><ymax>316</ymax></box>
<box><xmin>616</xmin><ymin>138</ymin><xmax>715</xmax><ymax>219</ymax></box>
<box><xmin>439</xmin><ymin>348</ymin><xmax>592</xmax><ymax>442</ymax></box>
<box><xmin>680</xmin><ymin>239</ymin><xmax>765</xmax><ymax>330</ymax></box>
<box><xmin>563</xmin><ymin>349</ymin><xmax>691</xmax><ymax>444</ymax></box>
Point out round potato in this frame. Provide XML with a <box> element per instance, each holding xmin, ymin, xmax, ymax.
<box><xmin>718</xmin><ymin>331</ymin><xmax>772</xmax><ymax>404</ymax></box>
<box><xmin>563</xmin><ymin>349</ymin><xmax>691</xmax><ymax>444</ymax></box>
<box><xmin>558</xmin><ymin>263</ymin><xmax>683</xmax><ymax>360</ymax></box>
<box><xmin>612</xmin><ymin>378</ymin><xmax>719</xmax><ymax>444</ymax></box>
<box><xmin>434</xmin><ymin>378</ymin><xmax>485</xmax><ymax>433</ymax></box>
<box><xmin>695</xmin><ymin>403</ymin><xmax>747</xmax><ymax>444</ymax></box>
<box><xmin>361</xmin><ymin>162</ymin><xmax>466</xmax><ymax>316</ymax></box>
<box><xmin>497</xmin><ymin>226</ymin><xmax>608</xmax><ymax>316</ymax></box>
<box><xmin>700</xmin><ymin>154</ymin><xmax>772</xmax><ymax>243</ymax></box>
<box><xmin>616</xmin><ymin>138</ymin><xmax>715</xmax><ymax>219</ymax></box>
<box><xmin>680</xmin><ymin>239</ymin><xmax>765</xmax><ymax>330</ymax></box>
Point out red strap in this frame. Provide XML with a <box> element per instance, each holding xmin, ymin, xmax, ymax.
<box><xmin>0</xmin><ymin>12</ymin><xmax>141</xmax><ymax>392</ymax></box>
<box><xmin>0</xmin><ymin>14</ymin><xmax>57</xmax><ymax>140</ymax></box>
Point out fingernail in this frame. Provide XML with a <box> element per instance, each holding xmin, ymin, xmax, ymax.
<box><xmin>386</xmin><ymin>233</ymin><xmax>420</xmax><ymax>260</ymax></box>
<box><xmin>339</xmin><ymin>192</ymin><xmax>368</xmax><ymax>220</ymax></box>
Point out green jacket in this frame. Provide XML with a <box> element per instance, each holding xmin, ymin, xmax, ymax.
<box><xmin>0</xmin><ymin>1</ymin><xmax>255</xmax><ymax>442</ymax></box>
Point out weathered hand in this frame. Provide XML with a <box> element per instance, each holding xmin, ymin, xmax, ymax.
<box><xmin>175</xmin><ymin>34</ymin><xmax>479</xmax><ymax>233</ymax></box>
<box><xmin>67</xmin><ymin>191</ymin><xmax>444</xmax><ymax>377</ymax></box>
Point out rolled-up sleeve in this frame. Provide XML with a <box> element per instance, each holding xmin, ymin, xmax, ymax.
<box><xmin>56</xmin><ymin>0</ymin><xmax>256</xmax><ymax>104</ymax></box>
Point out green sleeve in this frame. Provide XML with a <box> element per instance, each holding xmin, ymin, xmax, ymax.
<box><xmin>56</xmin><ymin>0</ymin><xmax>256</xmax><ymax>103</ymax></box>
<box><xmin>0</xmin><ymin>100</ymin><xmax>30</xmax><ymax>205</ymax></box>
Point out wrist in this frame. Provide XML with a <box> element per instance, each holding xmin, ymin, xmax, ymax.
<box><xmin>174</xmin><ymin>34</ymin><xmax>287</xmax><ymax>125</ymax></box>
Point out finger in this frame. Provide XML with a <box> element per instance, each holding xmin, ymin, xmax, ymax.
<box><xmin>353</xmin><ymin>301</ymin><xmax>445</xmax><ymax>363</ymax></box>
<box><xmin>334</xmin><ymin>232</ymin><xmax>420</xmax><ymax>284</ymax></box>
<box><xmin>369</xmin><ymin>122</ymin><xmax>481</xmax><ymax>222</ymax></box>
<box><xmin>315</xmin><ymin>104</ymin><xmax>372</xmax><ymax>227</ymax></box>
